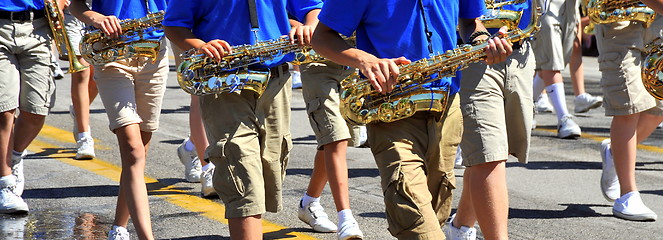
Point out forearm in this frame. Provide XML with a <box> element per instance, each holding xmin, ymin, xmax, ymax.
<box><xmin>303</xmin><ymin>9</ymin><xmax>320</xmax><ymax>27</ymax></box>
<box><xmin>458</xmin><ymin>18</ymin><xmax>489</xmax><ymax>44</ymax></box>
<box><xmin>164</xmin><ymin>26</ymin><xmax>207</xmax><ymax>51</ymax></box>
<box><xmin>641</xmin><ymin>0</ymin><xmax>663</xmax><ymax>15</ymax></box>
<box><xmin>312</xmin><ymin>22</ymin><xmax>377</xmax><ymax>69</ymax></box>
<box><xmin>69</xmin><ymin>0</ymin><xmax>101</xmax><ymax>25</ymax></box>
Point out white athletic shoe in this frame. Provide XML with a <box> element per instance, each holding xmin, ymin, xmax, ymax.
<box><xmin>445</xmin><ymin>214</ymin><xmax>476</xmax><ymax>240</ymax></box>
<box><xmin>613</xmin><ymin>192</ymin><xmax>657</xmax><ymax>221</ymax></box>
<box><xmin>298</xmin><ymin>200</ymin><xmax>338</xmax><ymax>233</ymax></box>
<box><xmin>10</xmin><ymin>151</ymin><xmax>25</xmax><ymax>196</ymax></box>
<box><xmin>357</xmin><ymin>125</ymin><xmax>368</xmax><ymax>148</ymax></box>
<box><xmin>600</xmin><ymin>139</ymin><xmax>619</xmax><ymax>202</ymax></box>
<box><xmin>177</xmin><ymin>138</ymin><xmax>202</xmax><ymax>183</ymax></box>
<box><xmin>454</xmin><ymin>147</ymin><xmax>465</xmax><ymax>169</ymax></box>
<box><xmin>0</xmin><ymin>176</ymin><xmax>29</xmax><ymax>214</ymax></box>
<box><xmin>557</xmin><ymin>115</ymin><xmax>581</xmax><ymax>139</ymax></box>
<box><xmin>108</xmin><ymin>225</ymin><xmax>130</xmax><ymax>240</ymax></box>
<box><xmin>200</xmin><ymin>165</ymin><xmax>217</xmax><ymax>198</ymax></box>
<box><xmin>337</xmin><ymin>220</ymin><xmax>363</xmax><ymax>240</ymax></box>
<box><xmin>574</xmin><ymin>93</ymin><xmax>603</xmax><ymax>113</ymax></box>
<box><xmin>535</xmin><ymin>94</ymin><xmax>554</xmax><ymax>113</ymax></box>
<box><xmin>75</xmin><ymin>136</ymin><xmax>96</xmax><ymax>160</ymax></box>
<box><xmin>291</xmin><ymin>71</ymin><xmax>302</xmax><ymax>89</ymax></box>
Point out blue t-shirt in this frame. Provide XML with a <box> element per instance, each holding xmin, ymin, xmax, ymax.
<box><xmin>0</xmin><ymin>0</ymin><xmax>43</xmax><ymax>11</ymax></box>
<box><xmin>163</xmin><ymin>0</ymin><xmax>322</xmax><ymax>69</ymax></box>
<box><xmin>91</xmin><ymin>0</ymin><xmax>168</xmax><ymax>41</ymax></box>
<box><xmin>319</xmin><ymin>0</ymin><xmax>485</xmax><ymax>94</ymax></box>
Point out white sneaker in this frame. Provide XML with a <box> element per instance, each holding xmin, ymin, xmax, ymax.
<box><xmin>69</xmin><ymin>104</ymin><xmax>92</xmax><ymax>142</ymax></box>
<box><xmin>613</xmin><ymin>191</ymin><xmax>657</xmax><ymax>221</ymax></box>
<box><xmin>535</xmin><ymin>94</ymin><xmax>554</xmax><ymax>113</ymax></box>
<box><xmin>557</xmin><ymin>115</ymin><xmax>581</xmax><ymax>139</ymax></box>
<box><xmin>600</xmin><ymin>139</ymin><xmax>619</xmax><ymax>202</ymax></box>
<box><xmin>291</xmin><ymin>70</ymin><xmax>302</xmax><ymax>89</ymax></box>
<box><xmin>298</xmin><ymin>200</ymin><xmax>338</xmax><ymax>233</ymax></box>
<box><xmin>108</xmin><ymin>225</ymin><xmax>130</xmax><ymax>240</ymax></box>
<box><xmin>10</xmin><ymin>151</ymin><xmax>25</xmax><ymax>196</ymax></box>
<box><xmin>445</xmin><ymin>214</ymin><xmax>476</xmax><ymax>240</ymax></box>
<box><xmin>337</xmin><ymin>220</ymin><xmax>363</xmax><ymax>240</ymax></box>
<box><xmin>574</xmin><ymin>93</ymin><xmax>603</xmax><ymax>113</ymax></box>
<box><xmin>201</xmin><ymin>165</ymin><xmax>217</xmax><ymax>198</ymax></box>
<box><xmin>0</xmin><ymin>176</ymin><xmax>29</xmax><ymax>214</ymax></box>
<box><xmin>75</xmin><ymin>136</ymin><xmax>96</xmax><ymax>160</ymax></box>
<box><xmin>53</xmin><ymin>67</ymin><xmax>65</xmax><ymax>80</ymax></box>
<box><xmin>357</xmin><ymin>125</ymin><xmax>368</xmax><ymax>148</ymax></box>
<box><xmin>177</xmin><ymin>138</ymin><xmax>201</xmax><ymax>183</ymax></box>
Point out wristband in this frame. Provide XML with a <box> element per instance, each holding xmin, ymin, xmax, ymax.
<box><xmin>468</xmin><ymin>30</ymin><xmax>491</xmax><ymax>45</ymax></box>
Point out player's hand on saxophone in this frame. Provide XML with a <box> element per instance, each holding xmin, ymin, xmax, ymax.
<box><xmin>90</xmin><ymin>14</ymin><xmax>122</xmax><ymax>39</ymax></box>
<box><xmin>483</xmin><ymin>26</ymin><xmax>513</xmax><ymax>65</ymax></box>
<box><xmin>358</xmin><ymin>55</ymin><xmax>411</xmax><ymax>95</ymax></box>
<box><xmin>289</xmin><ymin>25</ymin><xmax>316</xmax><ymax>47</ymax></box>
<box><xmin>198</xmin><ymin>40</ymin><xmax>233</xmax><ymax>62</ymax></box>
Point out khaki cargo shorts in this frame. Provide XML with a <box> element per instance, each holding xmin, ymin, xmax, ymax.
<box><xmin>595</xmin><ymin>16</ymin><xmax>663</xmax><ymax>116</ymax></box>
<box><xmin>0</xmin><ymin>18</ymin><xmax>55</xmax><ymax>115</ymax></box>
<box><xmin>93</xmin><ymin>44</ymin><xmax>169</xmax><ymax>132</ymax></box>
<box><xmin>202</xmin><ymin>65</ymin><xmax>292</xmax><ymax>218</ymax></box>
<box><xmin>367</xmin><ymin>96</ymin><xmax>460</xmax><ymax>239</ymax></box>
<box><xmin>459</xmin><ymin>42</ymin><xmax>535</xmax><ymax>166</ymax></box>
<box><xmin>301</xmin><ymin>61</ymin><xmax>355</xmax><ymax>149</ymax></box>
<box><xmin>532</xmin><ymin>0</ymin><xmax>579</xmax><ymax>71</ymax></box>
<box><xmin>61</xmin><ymin>10</ymin><xmax>85</xmax><ymax>57</ymax></box>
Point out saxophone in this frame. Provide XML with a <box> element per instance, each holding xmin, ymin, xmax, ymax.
<box><xmin>481</xmin><ymin>0</ymin><xmax>528</xmax><ymax>30</ymax></box>
<box><xmin>642</xmin><ymin>37</ymin><xmax>663</xmax><ymax>100</ymax></box>
<box><xmin>177</xmin><ymin>37</ymin><xmax>302</xmax><ymax>96</ymax></box>
<box><xmin>585</xmin><ymin>0</ymin><xmax>655</xmax><ymax>27</ymax></box>
<box><xmin>340</xmin><ymin>0</ymin><xmax>541</xmax><ymax>124</ymax></box>
<box><xmin>79</xmin><ymin>11</ymin><xmax>164</xmax><ymax>65</ymax></box>
<box><xmin>291</xmin><ymin>36</ymin><xmax>356</xmax><ymax>65</ymax></box>
<box><xmin>44</xmin><ymin>0</ymin><xmax>88</xmax><ymax>73</ymax></box>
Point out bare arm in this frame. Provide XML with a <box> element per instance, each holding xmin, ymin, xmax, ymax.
<box><xmin>69</xmin><ymin>0</ymin><xmax>122</xmax><ymax>38</ymax></box>
<box><xmin>164</xmin><ymin>26</ymin><xmax>232</xmax><ymax>61</ymax></box>
<box><xmin>458</xmin><ymin>18</ymin><xmax>512</xmax><ymax>65</ymax></box>
<box><xmin>311</xmin><ymin>22</ymin><xmax>410</xmax><ymax>94</ymax></box>
<box><xmin>641</xmin><ymin>0</ymin><xmax>663</xmax><ymax>15</ymax></box>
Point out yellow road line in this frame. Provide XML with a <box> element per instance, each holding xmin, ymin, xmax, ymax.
<box><xmin>536</xmin><ymin>128</ymin><xmax>663</xmax><ymax>153</ymax></box>
<box><xmin>29</xmin><ymin>125</ymin><xmax>319</xmax><ymax>239</ymax></box>
<box><xmin>38</xmin><ymin>125</ymin><xmax>111</xmax><ymax>150</ymax></box>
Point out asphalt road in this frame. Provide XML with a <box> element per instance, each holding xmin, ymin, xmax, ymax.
<box><xmin>1</xmin><ymin>55</ymin><xmax>663</xmax><ymax>240</ymax></box>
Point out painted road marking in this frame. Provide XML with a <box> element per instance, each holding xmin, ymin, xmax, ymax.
<box><xmin>29</xmin><ymin>125</ymin><xmax>319</xmax><ymax>239</ymax></box>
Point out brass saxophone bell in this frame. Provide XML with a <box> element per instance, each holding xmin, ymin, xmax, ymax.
<box><xmin>642</xmin><ymin>39</ymin><xmax>663</xmax><ymax>100</ymax></box>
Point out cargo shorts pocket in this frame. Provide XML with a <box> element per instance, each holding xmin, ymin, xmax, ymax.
<box><xmin>597</xmin><ymin>52</ymin><xmax>622</xmax><ymax>73</ymax></box>
<box><xmin>306</xmin><ymin>98</ymin><xmax>331</xmax><ymax>137</ymax></box>
<box><xmin>383</xmin><ymin>168</ymin><xmax>425</xmax><ymax>236</ymax></box>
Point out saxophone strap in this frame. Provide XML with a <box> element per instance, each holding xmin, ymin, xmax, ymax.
<box><xmin>417</xmin><ymin>0</ymin><xmax>434</xmax><ymax>54</ymax></box>
<box><xmin>247</xmin><ymin>0</ymin><xmax>259</xmax><ymax>30</ymax></box>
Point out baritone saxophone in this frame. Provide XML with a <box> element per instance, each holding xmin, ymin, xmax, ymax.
<box><xmin>79</xmin><ymin>11</ymin><xmax>164</xmax><ymax>65</ymax></box>
<box><xmin>339</xmin><ymin>0</ymin><xmax>541</xmax><ymax>124</ymax></box>
<box><xmin>44</xmin><ymin>0</ymin><xmax>88</xmax><ymax>73</ymax></box>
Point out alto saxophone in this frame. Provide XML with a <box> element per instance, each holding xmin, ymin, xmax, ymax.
<box><xmin>642</xmin><ymin>37</ymin><xmax>663</xmax><ymax>100</ymax></box>
<box><xmin>177</xmin><ymin>36</ymin><xmax>303</xmax><ymax>96</ymax></box>
<box><xmin>340</xmin><ymin>0</ymin><xmax>541</xmax><ymax>124</ymax></box>
<box><xmin>79</xmin><ymin>11</ymin><xmax>164</xmax><ymax>65</ymax></box>
<box><xmin>585</xmin><ymin>0</ymin><xmax>655</xmax><ymax>27</ymax></box>
<box><xmin>44</xmin><ymin>0</ymin><xmax>88</xmax><ymax>73</ymax></box>
<box><xmin>481</xmin><ymin>0</ymin><xmax>528</xmax><ymax>30</ymax></box>
<box><xmin>291</xmin><ymin>36</ymin><xmax>356</xmax><ymax>65</ymax></box>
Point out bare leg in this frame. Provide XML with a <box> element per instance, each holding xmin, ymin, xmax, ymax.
<box><xmin>189</xmin><ymin>95</ymin><xmax>209</xmax><ymax>166</ymax></box>
<box><xmin>467</xmin><ymin>160</ymin><xmax>508</xmax><ymax>240</ymax></box>
<box><xmin>71</xmin><ymin>57</ymin><xmax>97</xmax><ymax>134</ymax></box>
<box><xmin>570</xmin><ymin>20</ymin><xmax>585</xmax><ymax>96</ymax></box>
<box><xmin>0</xmin><ymin>111</ymin><xmax>15</xmax><ymax>176</ymax></box>
<box><xmin>305</xmin><ymin>150</ymin><xmax>328</xmax><ymax>198</ymax></box>
<box><xmin>228</xmin><ymin>215</ymin><xmax>262</xmax><ymax>240</ymax></box>
<box><xmin>452</xmin><ymin>168</ymin><xmax>477</xmax><ymax>228</ymax></box>
<box><xmin>13</xmin><ymin>111</ymin><xmax>46</xmax><ymax>152</ymax></box>
<box><xmin>323</xmin><ymin>140</ymin><xmax>350</xmax><ymax>211</ymax></box>
<box><xmin>113</xmin><ymin>124</ymin><xmax>154</xmax><ymax>240</ymax></box>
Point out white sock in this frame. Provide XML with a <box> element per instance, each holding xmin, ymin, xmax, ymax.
<box><xmin>184</xmin><ymin>139</ymin><xmax>195</xmax><ymax>152</ymax></box>
<box><xmin>533</xmin><ymin>72</ymin><xmax>546</xmax><ymax>100</ymax></box>
<box><xmin>546</xmin><ymin>83</ymin><xmax>570</xmax><ymax>121</ymax></box>
<box><xmin>301</xmin><ymin>193</ymin><xmax>320</xmax><ymax>208</ymax></box>
<box><xmin>337</xmin><ymin>209</ymin><xmax>356</xmax><ymax>226</ymax></box>
<box><xmin>202</xmin><ymin>162</ymin><xmax>215</xmax><ymax>172</ymax></box>
<box><xmin>77</xmin><ymin>132</ymin><xmax>92</xmax><ymax>140</ymax></box>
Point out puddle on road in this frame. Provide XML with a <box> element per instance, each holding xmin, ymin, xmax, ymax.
<box><xmin>0</xmin><ymin>210</ymin><xmax>109</xmax><ymax>239</ymax></box>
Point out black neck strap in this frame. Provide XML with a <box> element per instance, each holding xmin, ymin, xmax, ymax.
<box><xmin>417</xmin><ymin>0</ymin><xmax>434</xmax><ymax>54</ymax></box>
<box><xmin>247</xmin><ymin>0</ymin><xmax>259</xmax><ymax>29</ymax></box>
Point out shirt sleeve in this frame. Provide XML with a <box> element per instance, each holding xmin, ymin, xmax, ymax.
<box><xmin>287</xmin><ymin>0</ymin><xmax>323</xmax><ymax>23</ymax></box>
<box><xmin>459</xmin><ymin>0</ymin><xmax>486</xmax><ymax>19</ymax></box>
<box><xmin>317</xmin><ymin>0</ymin><xmax>368</xmax><ymax>37</ymax></box>
<box><xmin>163</xmin><ymin>0</ymin><xmax>198</xmax><ymax>28</ymax></box>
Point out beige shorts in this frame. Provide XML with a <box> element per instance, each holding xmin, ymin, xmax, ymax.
<box><xmin>202</xmin><ymin>64</ymin><xmax>292</xmax><ymax>218</ymax></box>
<box><xmin>532</xmin><ymin>0</ymin><xmax>579</xmax><ymax>71</ymax></box>
<box><xmin>366</xmin><ymin>96</ymin><xmax>460</xmax><ymax>239</ymax></box>
<box><xmin>61</xmin><ymin>10</ymin><xmax>85</xmax><ymax>57</ymax></box>
<box><xmin>459</xmin><ymin>42</ymin><xmax>535</xmax><ymax>166</ymax></box>
<box><xmin>0</xmin><ymin>18</ymin><xmax>55</xmax><ymax>115</ymax></box>
<box><xmin>595</xmin><ymin>16</ymin><xmax>663</xmax><ymax>116</ymax></box>
<box><xmin>301</xmin><ymin>61</ymin><xmax>355</xmax><ymax>149</ymax></box>
<box><xmin>93</xmin><ymin>44</ymin><xmax>169</xmax><ymax>132</ymax></box>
